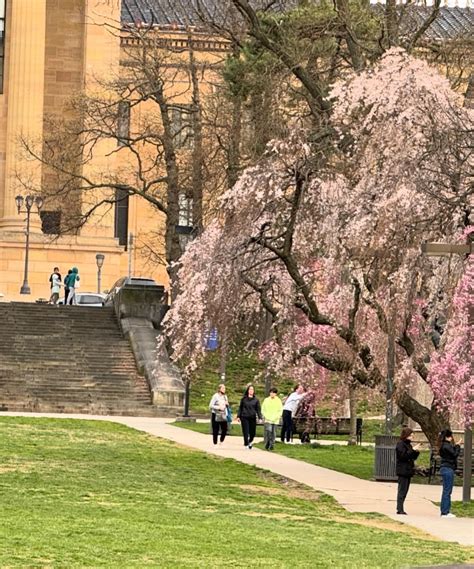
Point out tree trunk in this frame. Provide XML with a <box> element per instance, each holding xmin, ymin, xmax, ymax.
<box><xmin>397</xmin><ymin>391</ymin><xmax>449</xmax><ymax>447</ymax></box>
<box><xmin>334</xmin><ymin>0</ymin><xmax>364</xmax><ymax>71</ymax></box>
<box><xmin>385</xmin><ymin>301</ymin><xmax>396</xmax><ymax>435</ymax></box>
<box><xmin>385</xmin><ymin>0</ymin><xmax>399</xmax><ymax>47</ymax></box>
<box><xmin>188</xmin><ymin>33</ymin><xmax>204</xmax><ymax>235</ymax></box>
<box><xmin>154</xmin><ymin>89</ymin><xmax>182</xmax><ymax>295</ymax></box>
<box><xmin>219</xmin><ymin>335</ymin><xmax>227</xmax><ymax>383</ymax></box>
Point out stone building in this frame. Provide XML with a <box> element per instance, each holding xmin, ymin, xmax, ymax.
<box><xmin>0</xmin><ymin>0</ymin><xmax>226</xmax><ymax>301</ymax></box>
<box><xmin>0</xmin><ymin>0</ymin><xmax>472</xmax><ymax>301</ymax></box>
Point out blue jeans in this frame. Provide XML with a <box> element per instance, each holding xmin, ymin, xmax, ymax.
<box><xmin>440</xmin><ymin>466</ymin><xmax>455</xmax><ymax>515</ymax></box>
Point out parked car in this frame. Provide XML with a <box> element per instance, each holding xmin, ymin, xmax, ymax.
<box><xmin>59</xmin><ymin>292</ymin><xmax>106</xmax><ymax>307</ymax></box>
<box><xmin>103</xmin><ymin>276</ymin><xmax>159</xmax><ymax>307</ymax></box>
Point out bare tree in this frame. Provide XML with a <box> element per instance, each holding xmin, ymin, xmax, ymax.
<box><xmin>22</xmin><ymin>23</ymin><xmax>214</xmax><ymax>288</ymax></box>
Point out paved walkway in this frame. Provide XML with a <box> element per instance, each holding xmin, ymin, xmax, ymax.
<box><xmin>2</xmin><ymin>412</ymin><xmax>473</xmax><ymax>547</ymax></box>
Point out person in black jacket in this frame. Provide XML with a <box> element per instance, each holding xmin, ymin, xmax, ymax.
<box><xmin>438</xmin><ymin>429</ymin><xmax>462</xmax><ymax>518</ymax></box>
<box><xmin>395</xmin><ymin>427</ymin><xmax>421</xmax><ymax>515</ymax></box>
<box><xmin>237</xmin><ymin>385</ymin><xmax>262</xmax><ymax>449</ymax></box>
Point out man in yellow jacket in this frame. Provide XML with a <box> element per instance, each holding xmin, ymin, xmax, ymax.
<box><xmin>262</xmin><ymin>388</ymin><xmax>283</xmax><ymax>451</ymax></box>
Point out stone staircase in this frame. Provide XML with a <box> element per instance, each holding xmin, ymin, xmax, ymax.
<box><xmin>0</xmin><ymin>302</ymin><xmax>165</xmax><ymax>416</ymax></box>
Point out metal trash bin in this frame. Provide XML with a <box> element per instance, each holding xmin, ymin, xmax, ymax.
<box><xmin>374</xmin><ymin>434</ymin><xmax>398</xmax><ymax>481</ymax></box>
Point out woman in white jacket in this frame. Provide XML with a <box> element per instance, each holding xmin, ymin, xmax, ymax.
<box><xmin>209</xmin><ymin>384</ymin><xmax>229</xmax><ymax>446</ymax></box>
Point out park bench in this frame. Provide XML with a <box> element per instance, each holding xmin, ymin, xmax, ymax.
<box><xmin>292</xmin><ymin>416</ymin><xmax>363</xmax><ymax>445</ymax></box>
<box><xmin>428</xmin><ymin>448</ymin><xmax>474</xmax><ymax>483</ymax></box>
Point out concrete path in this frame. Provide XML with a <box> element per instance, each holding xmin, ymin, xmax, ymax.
<box><xmin>2</xmin><ymin>412</ymin><xmax>473</xmax><ymax>547</ymax></box>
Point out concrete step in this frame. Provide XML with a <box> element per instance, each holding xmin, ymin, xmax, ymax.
<box><xmin>0</xmin><ymin>302</ymin><xmax>155</xmax><ymax>415</ymax></box>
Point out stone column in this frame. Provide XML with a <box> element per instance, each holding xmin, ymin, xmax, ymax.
<box><xmin>0</xmin><ymin>0</ymin><xmax>47</xmax><ymax>233</ymax></box>
<box><xmin>78</xmin><ymin>0</ymin><xmax>120</xmax><ymax>240</ymax></box>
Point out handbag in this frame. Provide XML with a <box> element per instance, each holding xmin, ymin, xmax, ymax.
<box><xmin>226</xmin><ymin>406</ymin><xmax>233</xmax><ymax>423</ymax></box>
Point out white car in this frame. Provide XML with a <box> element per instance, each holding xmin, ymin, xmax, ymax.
<box><xmin>58</xmin><ymin>292</ymin><xmax>106</xmax><ymax>307</ymax></box>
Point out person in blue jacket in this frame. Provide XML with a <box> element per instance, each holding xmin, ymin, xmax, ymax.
<box><xmin>438</xmin><ymin>429</ymin><xmax>462</xmax><ymax>518</ymax></box>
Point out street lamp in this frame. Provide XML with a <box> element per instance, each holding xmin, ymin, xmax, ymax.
<box><xmin>421</xmin><ymin>239</ymin><xmax>472</xmax><ymax>504</ymax></box>
<box><xmin>95</xmin><ymin>253</ymin><xmax>105</xmax><ymax>294</ymax></box>
<box><xmin>15</xmin><ymin>194</ymin><xmax>43</xmax><ymax>295</ymax></box>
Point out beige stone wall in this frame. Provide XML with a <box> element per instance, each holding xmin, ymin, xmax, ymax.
<box><xmin>0</xmin><ymin>3</ymin><xmax>222</xmax><ymax>301</ymax></box>
<box><xmin>41</xmin><ymin>0</ymin><xmax>86</xmax><ymax>220</ymax></box>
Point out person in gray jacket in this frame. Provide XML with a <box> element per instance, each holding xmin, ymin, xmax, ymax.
<box><xmin>209</xmin><ymin>384</ymin><xmax>229</xmax><ymax>446</ymax></box>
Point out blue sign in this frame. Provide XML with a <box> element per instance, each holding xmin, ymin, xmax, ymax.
<box><xmin>205</xmin><ymin>328</ymin><xmax>219</xmax><ymax>351</ymax></box>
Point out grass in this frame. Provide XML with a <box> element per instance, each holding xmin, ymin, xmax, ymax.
<box><xmin>441</xmin><ymin>501</ymin><xmax>474</xmax><ymax>518</ymax></box>
<box><xmin>189</xmin><ymin>351</ymin><xmax>282</xmax><ymax>415</ymax></box>
<box><xmin>172</xmin><ymin>418</ymin><xmax>385</xmax><ymax>444</ymax></box>
<box><xmin>257</xmin><ymin>442</ymin><xmax>432</xmax><ymax>482</ymax></box>
<box><xmin>0</xmin><ymin>416</ymin><xmax>472</xmax><ymax>568</ymax></box>
<box><xmin>260</xmin><ymin>443</ymin><xmax>473</xmax><ymax>489</ymax></box>
<box><xmin>189</xmin><ymin>351</ymin><xmax>385</xmax><ymax>417</ymax></box>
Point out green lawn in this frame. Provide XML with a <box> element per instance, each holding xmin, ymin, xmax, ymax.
<box><xmin>189</xmin><ymin>351</ymin><xmax>268</xmax><ymax>415</ymax></box>
<box><xmin>258</xmin><ymin>442</ymin><xmax>432</xmax><ymax>482</ymax></box>
<box><xmin>189</xmin><ymin>351</ymin><xmax>385</xmax><ymax>417</ymax></box>
<box><xmin>0</xmin><ymin>417</ymin><xmax>472</xmax><ymax>568</ymax></box>
<box><xmin>445</xmin><ymin>501</ymin><xmax>474</xmax><ymax>518</ymax></box>
<box><xmin>261</xmin><ymin>442</ymin><xmax>474</xmax><ymax>489</ymax></box>
<box><xmin>172</xmin><ymin>419</ymin><xmax>385</xmax><ymax>444</ymax></box>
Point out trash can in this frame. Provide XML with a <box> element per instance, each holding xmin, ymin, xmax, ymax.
<box><xmin>374</xmin><ymin>435</ymin><xmax>398</xmax><ymax>481</ymax></box>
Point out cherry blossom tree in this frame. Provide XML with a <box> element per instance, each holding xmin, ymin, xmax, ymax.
<box><xmin>428</xmin><ymin>244</ymin><xmax>473</xmax><ymax>428</ymax></box>
<box><xmin>164</xmin><ymin>49</ymin><xmax>473</xmax><ymax>444</ymax></box>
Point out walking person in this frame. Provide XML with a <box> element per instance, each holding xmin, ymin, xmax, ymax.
<box><xmin>281</xmin><ymin>384</ymin><xmax>305</xmax><ymax>444</ymax></box>
<box><xmin>438</xmin><ymin>429</ymin><xmax>462</xmax><ymax>518</ymax></box>
<box><xmin>63</xmin><ymin>269</ymin><xmax>72</xmax><ymax>305</ymax></box>
<box><xmin>237</xmin><ymin>385</ymin><xmax>262</xmax><ymax>449</ymax></box>
<box><xmin>262</xmin><ymin>388</ymin><xmax>283</xmax><ymax>451</ymax></box>
<box><xmin>66</xmin><ymin>267</ymin><xmax>80</xmax><ymax>305</ymax></box>
<box><xmin>395</xmin><ymin>427</ymin><xmax>421</xmax><ymax>515</ymax></box>
<box><xmin>209</xmin><ymin>384</ymin><xmax>229</xmax><ymax>446</ymax></box>
<box><xmin>48</xmin><ymin>267</ymin><xmax>62</xmax><ymax>305</ymax></box>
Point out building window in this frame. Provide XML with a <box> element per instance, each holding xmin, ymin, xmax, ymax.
<box><xmin>117</xmin><ymin>101</ymin><xmax>130</xmax><ymax>147</ymax></box>
<box><xmin>114</xmin><ymin>188</ymin><xmax>129</xmax><ymax>247</ymax></box>
<box><xmin>178</xmin><ymin>193</ymin><xmax>193</xmax><ymax>227</ymax></box>
<box><xmin>40</xmin><ymin>210</ymin><xmax>61</xmax><ymax>235</ymax></box>
<box><xmin>0</xmin><ymin>0</ymin><xmax>6</xmax><ymax>93</ymax></box>
<box><xmin>170</xmin><ymin>105</ymin><xmax>193</xmax><ymax>148</ymax></box>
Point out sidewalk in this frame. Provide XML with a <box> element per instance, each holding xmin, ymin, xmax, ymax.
<box><xmin>2</xmin><ymin>412</ymin><xmax>473</xmax><ymax>547</ymax></box>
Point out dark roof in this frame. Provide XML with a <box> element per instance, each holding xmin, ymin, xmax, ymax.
<box><xmin>373</xmin><ymin>4</ymin><xmax>474</xmax><ymax>40</ymax></box>
<box><xmin>121</xmin><ymin>0</ymin><xmax>474</xmax><ymax>40</ymax></box>
<box><xmin>121</xmin><ymin>0</ymin><xmax>290</xmax><ymax>28</ymax></box>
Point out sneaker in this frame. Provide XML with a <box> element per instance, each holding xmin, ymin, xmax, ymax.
<box><xmin>248</xmin><ymin>443</ymin><xmax>253</xmax><ymax>449</ymax></box>
<box><xmin>396</xmin><ymin>511</ymin><xmax>407</xmax><ymax>515</ymax></box>
<box><xmin>441</xmin><ymin>513</ymin><xmax>456</xmax><ymax>518</ymax></box>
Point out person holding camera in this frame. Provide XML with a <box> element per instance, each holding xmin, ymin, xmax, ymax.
<box><xmin>438</xmin><ymin>429</ymin><xmax>462</xmax><ymax>518</ymax></box>
<box><xmin>395</xmin><ymin>427</ymin><xmax>421</xmax><ymax>515</ymax></box>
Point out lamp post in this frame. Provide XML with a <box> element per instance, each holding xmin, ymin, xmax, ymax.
<box><xmin>15</xmin><ymin>194</ymin><xmax>43</xmax><ymax>295</ymax></box>
<box><xmin>421</xmin><ymin>240</ymin><xmax>472</xmax><ymax>504</ymax></box>
<box><xmin>95</xmin><ymin>253</ymin><xmax>105</xmax><ymax>294</ymax></box>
